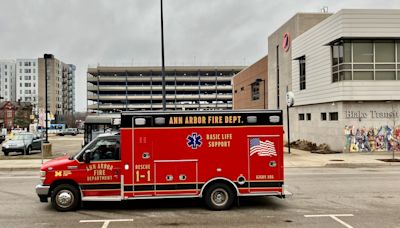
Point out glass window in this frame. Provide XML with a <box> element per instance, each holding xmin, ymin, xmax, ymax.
<box><xmin>353</xmin><ymin>71</ymin><xmax>374</xmax><ymax>80</ymax></box>
<box><xmin>306</xmin><ymin>113</ymin><xmax>311</xmax><ymax>121</ymax></box>
<box><xmin>299</xmin><ymin>113</ymin><xmax>305</xmax><ymax>121</ymax></box>
<box><xmin>353</xmin><ymin>41</ymin><xmax>373</xmax><ymax>62</ymax></box>
<box><xmin>343</xmin><ymin>42</ymin><xmax>352</xmax><ymax>62</ymax></box>
<box><xmin>329</xmin><ymin>112</ymin><xmax>339</xmax><ymax>121</ymax></box>
<box><xmin>332</xmin><ymin>73</ymin><xmax>339</xmax><ymax>82</ymax></box>
<box><xmin>375</xmin><ymin>71</ymin><xmax>396</xmax><ymax>80</ymax></box>
<box><xmin>321</xmin><ymin>113</ymin><xmax>327</xmax><ymax>121</ymax></box>
<box><xmin>375</xmin><ymin>41</ymin><xmax>395</xmax><ymax>62</ymax></box>
<box><xmin>299</xmin><ymin>56</ymin><xmax>306</xmax><ymax>90</ymax></box>
<box><xmin>251</xmin><ymin>82</ymin><xmax>260</xmax><ymax>100</ymax></box>
<box><xmin>353</xmin><ymin>64</ymin><xmax>373</xmax><ymax>69</ymax></box>
<box><xmin>339</xmin><ymin>71</ymin><xmax>352</xmax><ymax>81</ymax></box>
<box><xmin>375</xmin><ymin>64</ymin><xmax>395</xmax><ymax>69</ymax></box>
<box><xmin>332</xmin><ymin>46</ymin><xmax>339</xmax><ymax>65</ymax></box>
<box><xmin>397</xmin><ymin>42</ymin><xmax>400</xmax><ymax>62</ymax></box>
<box><xmin>87</xmin><ymin>138</ymin><xmax>120</xmax><ymax>161</ymax></box>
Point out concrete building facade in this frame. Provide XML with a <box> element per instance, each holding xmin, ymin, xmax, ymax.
<box><xmin>267</xmin><ymin>13</ymin><xmax>332</xmax><ymax>116</ymax></box>
<box><xmin>38</xmin><ymin>56</ymin><xmax>76</xmax><ymax>117</ymax></box>
<box><xmin>87</xmin><ymin>66</ymin><xmax>243</xmax><ymax>113</ymax></box>
<box><xmin>0</xmin><ymin>60</ymin><xmax>16</xmax><ymax>102</ymax></box>
<box><xmin>233</xmin><ymin>55</ymin><xmax>268</xmax><ymax>109</ymax></box>
<box><xmin>236</xmin><ymin>9</ymin><xmax>400</xmax><ymax>152</ymax></box>
<box><xmin>16</xmin><ymin>59</ymin><xmax>39</xmax><ymax>113</ymax></box>
<box><xmin>0</xmin><ymin>56</ymin><xmax>75</xmax><ymax>118</ymax></box>
<box><xmin>289</xmin><ymin>9</ymin><xmax>400</xmax><ymax>152</ymax></box>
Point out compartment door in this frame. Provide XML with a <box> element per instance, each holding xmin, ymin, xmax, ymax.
<box><xmin>248</xmin><ymin>135</ymin><xmax>283</xmax><ymax>193</ymax></box>
<box><xmin>154</xmin><ymin>160</ymin><xmax>198</xmax><ymax>196</ymax></box>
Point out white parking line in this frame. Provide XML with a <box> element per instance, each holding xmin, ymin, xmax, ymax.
<box><xmin>304</xmin><ymin>214</ymin><xmax>354</xmax><ymax>228</ymax></box>
<box><xmin>80</xmin><ymin>219</ymin><xmax>133</xmax><ymax>228</ymax></box>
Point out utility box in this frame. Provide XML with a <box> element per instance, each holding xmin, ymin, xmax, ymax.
<box><xmin>42</xmin><ymin>143</ymin><xmax>52</xmax><ymax>157</ymax></box>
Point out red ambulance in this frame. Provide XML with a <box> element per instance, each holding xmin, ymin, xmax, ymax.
<box><xmin>36</xmin><ymin>110</ymin><xmax>288</xmax><ymax>211</ymax></box>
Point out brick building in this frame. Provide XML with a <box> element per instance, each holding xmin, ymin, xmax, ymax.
<box><xmin>233</xmin><ymin>55</ymin><xmax>268</xmax><ymax>109</ymax></box>
<box><xmin>0</xmin><ymin>101</ymin><xmax>32</xmax><ymax>130</ymax></box>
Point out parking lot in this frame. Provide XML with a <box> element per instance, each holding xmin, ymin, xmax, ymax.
<box><xmin>0</xmin><ymin>134</ymin><xmax>83</xmax><ymax>159</ymax></box>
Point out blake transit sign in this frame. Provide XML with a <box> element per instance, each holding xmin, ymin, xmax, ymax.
<box><xmin>345</xmin><ymin>110</ymin><xmax>399</xmax><ymax>119</ymax></box>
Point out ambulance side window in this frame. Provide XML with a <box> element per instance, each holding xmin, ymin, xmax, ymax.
<box><xmin>87</xmin><ymin>138</ymin><xmax>120</xmax><ymax>161</ymax></box>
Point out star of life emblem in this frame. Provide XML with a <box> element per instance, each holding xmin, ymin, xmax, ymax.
<box><xmin>187</xmin><ymin>132</ymin><xmax>202</xmax><ymax>149</ymax></box>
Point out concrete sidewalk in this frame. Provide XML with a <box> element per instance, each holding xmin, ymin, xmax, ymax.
<box><xmin>0</xmin><ymin>148</ymin><xmax>399</xmax><ymax>171</ymax></box>
<box><xmin>284</xmin><ymin>147</ymin><xmax>400</xmax><ymax>168</ymax></box>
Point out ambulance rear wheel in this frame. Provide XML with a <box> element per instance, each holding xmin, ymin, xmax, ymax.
<box><xmin>204</xmin><ymin>183</ymin><xmax>235</xmax><ymax>210</ymax></box>
<box><xmin>51</xmin><ymin>184</ymin><xmax>80</xmax><ymax>211</ymax></box>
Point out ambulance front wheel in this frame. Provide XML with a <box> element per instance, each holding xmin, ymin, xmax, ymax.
<box><xmin>204</xmin><ymin>183</ymin><xmax>235</xmax><ymax>210</ymax></box>
<box><xmin>51</xmin><ymin>184</ymin><xmax>81</xmax><ymax>212</ymax></box>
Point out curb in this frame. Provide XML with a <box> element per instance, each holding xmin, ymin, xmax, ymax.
<box><xmin>325</xmin><ymin>162</ymin><xmax>400</xmax><ymax>168</ymax></box>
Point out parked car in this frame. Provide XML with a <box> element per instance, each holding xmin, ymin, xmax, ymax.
<box><xmin>0</xmin><ymin>135</ymin><xmax>5</xmax><ymax>144</ymax></box>
<box><xmin>2</xmin><ymin>133</ymin><xmax>42</xmax><ymax>156</ymax></box>
<box><xmin>57</xmin><ymin>128</ymin><xmax>78</xmax><ymax>136</ymax></box>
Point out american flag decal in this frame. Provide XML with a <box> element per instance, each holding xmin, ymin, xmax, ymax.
<box><xmin>249</xmin><ymin>138</ymin><xmax>277</xmax><ymax>157</ymax></box>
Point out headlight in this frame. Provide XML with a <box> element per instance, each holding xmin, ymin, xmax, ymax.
<box><xmin>40</xmin><ymin>171</ymin><xmax>46</xmax><ymax>182</ymax></box>
<box><xmin>4</xmin><ymin>145</ymin><xmax>9</xmax><ymax>149</ymax></box>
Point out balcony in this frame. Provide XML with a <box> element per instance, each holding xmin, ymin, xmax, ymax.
<box><xmin>87</xmin><ymin>102</ymin><xmax>232</xmax><ymax>111</ymax></box>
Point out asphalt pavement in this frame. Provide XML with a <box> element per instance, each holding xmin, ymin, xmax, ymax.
<box><xmin>0</xmin><ymin>167</ymin><xmax>399</xmax><ymax>228</ymax></box>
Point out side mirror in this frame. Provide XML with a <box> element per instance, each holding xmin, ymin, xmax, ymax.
<box><xmin>83</xmin><ymin>150</ymin><xmax>91</xmax><ymax>164</ymax></box>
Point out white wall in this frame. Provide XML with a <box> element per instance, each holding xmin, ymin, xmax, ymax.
<box><xmin>292</xmin><ymin>9</ymin><xmax>400</xmax><ymax>106</ymax></box>
<box><xmin>0</xmin><ymin>60</ymin><xmax>16</xmax><ymax>102</ymax></box>
<box><xmin>16</xmin><ymin>59</ymin><xmax>39</xmax><ymax>113</ymax></box>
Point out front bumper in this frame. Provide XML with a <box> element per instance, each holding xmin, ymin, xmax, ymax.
<box><xmin>2</xmin><ymin>147</ymin><xmax>25</xmax><ymax>153</ymax></box>
<box><xmin>36</xmin><ymin>184</ymin><xmax>50</xmax><ymax>202</ymax></box>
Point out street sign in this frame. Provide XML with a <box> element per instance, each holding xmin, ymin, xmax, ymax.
<box><xmin>286</xmin><ymin>91</ymin><xmax>294</xmax><ymax>107</ymax></box>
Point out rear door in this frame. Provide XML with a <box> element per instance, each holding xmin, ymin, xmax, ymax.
<box><xmin>248</xmin><ymin>135</ymin><xmax>283</xmax><ymax>193</ymax></box>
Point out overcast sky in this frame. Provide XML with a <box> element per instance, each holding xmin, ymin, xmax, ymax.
<box><xmin>1</xmin><ymin>0</ymin><xmax>399</xmax><ymax>111</ymax></box>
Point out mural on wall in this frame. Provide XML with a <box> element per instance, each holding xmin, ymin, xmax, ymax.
<box><xmin>344</xmin><ymin>125</ymin><xmax>400</xmax><ymax>152</ymax></box>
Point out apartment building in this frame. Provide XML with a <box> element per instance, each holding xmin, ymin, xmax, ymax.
<box><xmin>0</xmin><ymin>56</ymin><xmax>75</xmax><ymax>118</ymax></box>
<box><xmin>38</xmin><ymin>55</ymin><xmax>76</xmax><ymax>116</ymax></box>
<box><xmin>0</xmin><ymin>60</ymin><xmax>16</xmax><ymax>102</ymax></box>
<box><xmin>16</xmin><ymin>59</ymin><xmax>39</xmax><ymax>113</ymax></box>
<box><xmin>87</xmin><ymin>66</ymin><xmax>244</xmax><ymax>113</ymax></box>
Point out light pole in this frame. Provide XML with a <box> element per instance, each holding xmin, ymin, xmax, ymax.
<box><xmin>44</xmin><ymin>54</ymin><xmax>53</xmax><ymax>143</ymax></box>
<box><xmin>160</xmin><ymin>0</ymin><xmax>166</xmax><ymax>111</ymax></box>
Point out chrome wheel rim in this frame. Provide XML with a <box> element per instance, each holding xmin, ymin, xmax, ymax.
<box><xmin>56</xmin><ymin>190</ymin><xmax>74</xmax><ymax>208</ymax></box>
<box><xmin>211</xmin><ymin>188</ymin><xmax>228</xmax><ymax>206</ymax></box>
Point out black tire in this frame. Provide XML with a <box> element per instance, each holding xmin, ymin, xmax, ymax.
<box><xmin>25</xmin><ymin>146</ymin><xmax>31</xmax><ymax>155</ymax></box>
<box><xmin>51</xmin><ymin>184</ymin><xmax>81</xmax><ymax>212</ymax></box>
<box><xmin>4</xmin><ymin>152</ymin><xmax>9</xmax><ymax>156</ymax></box>
<box><xmin>204</xmin><ymin>183</ymin><xmax>236</xmax><ymax>210</ymax></box>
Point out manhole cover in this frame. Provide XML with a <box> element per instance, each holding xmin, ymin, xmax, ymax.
<box><xmin>377</xmin><ymin>159</ymin><xmax>400</xmax><ymax>162</ymax></box>
<box><xmin>329</xmin><ymin>159</ymin><xmax>344</xmax><ymax>162</ymax></box>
